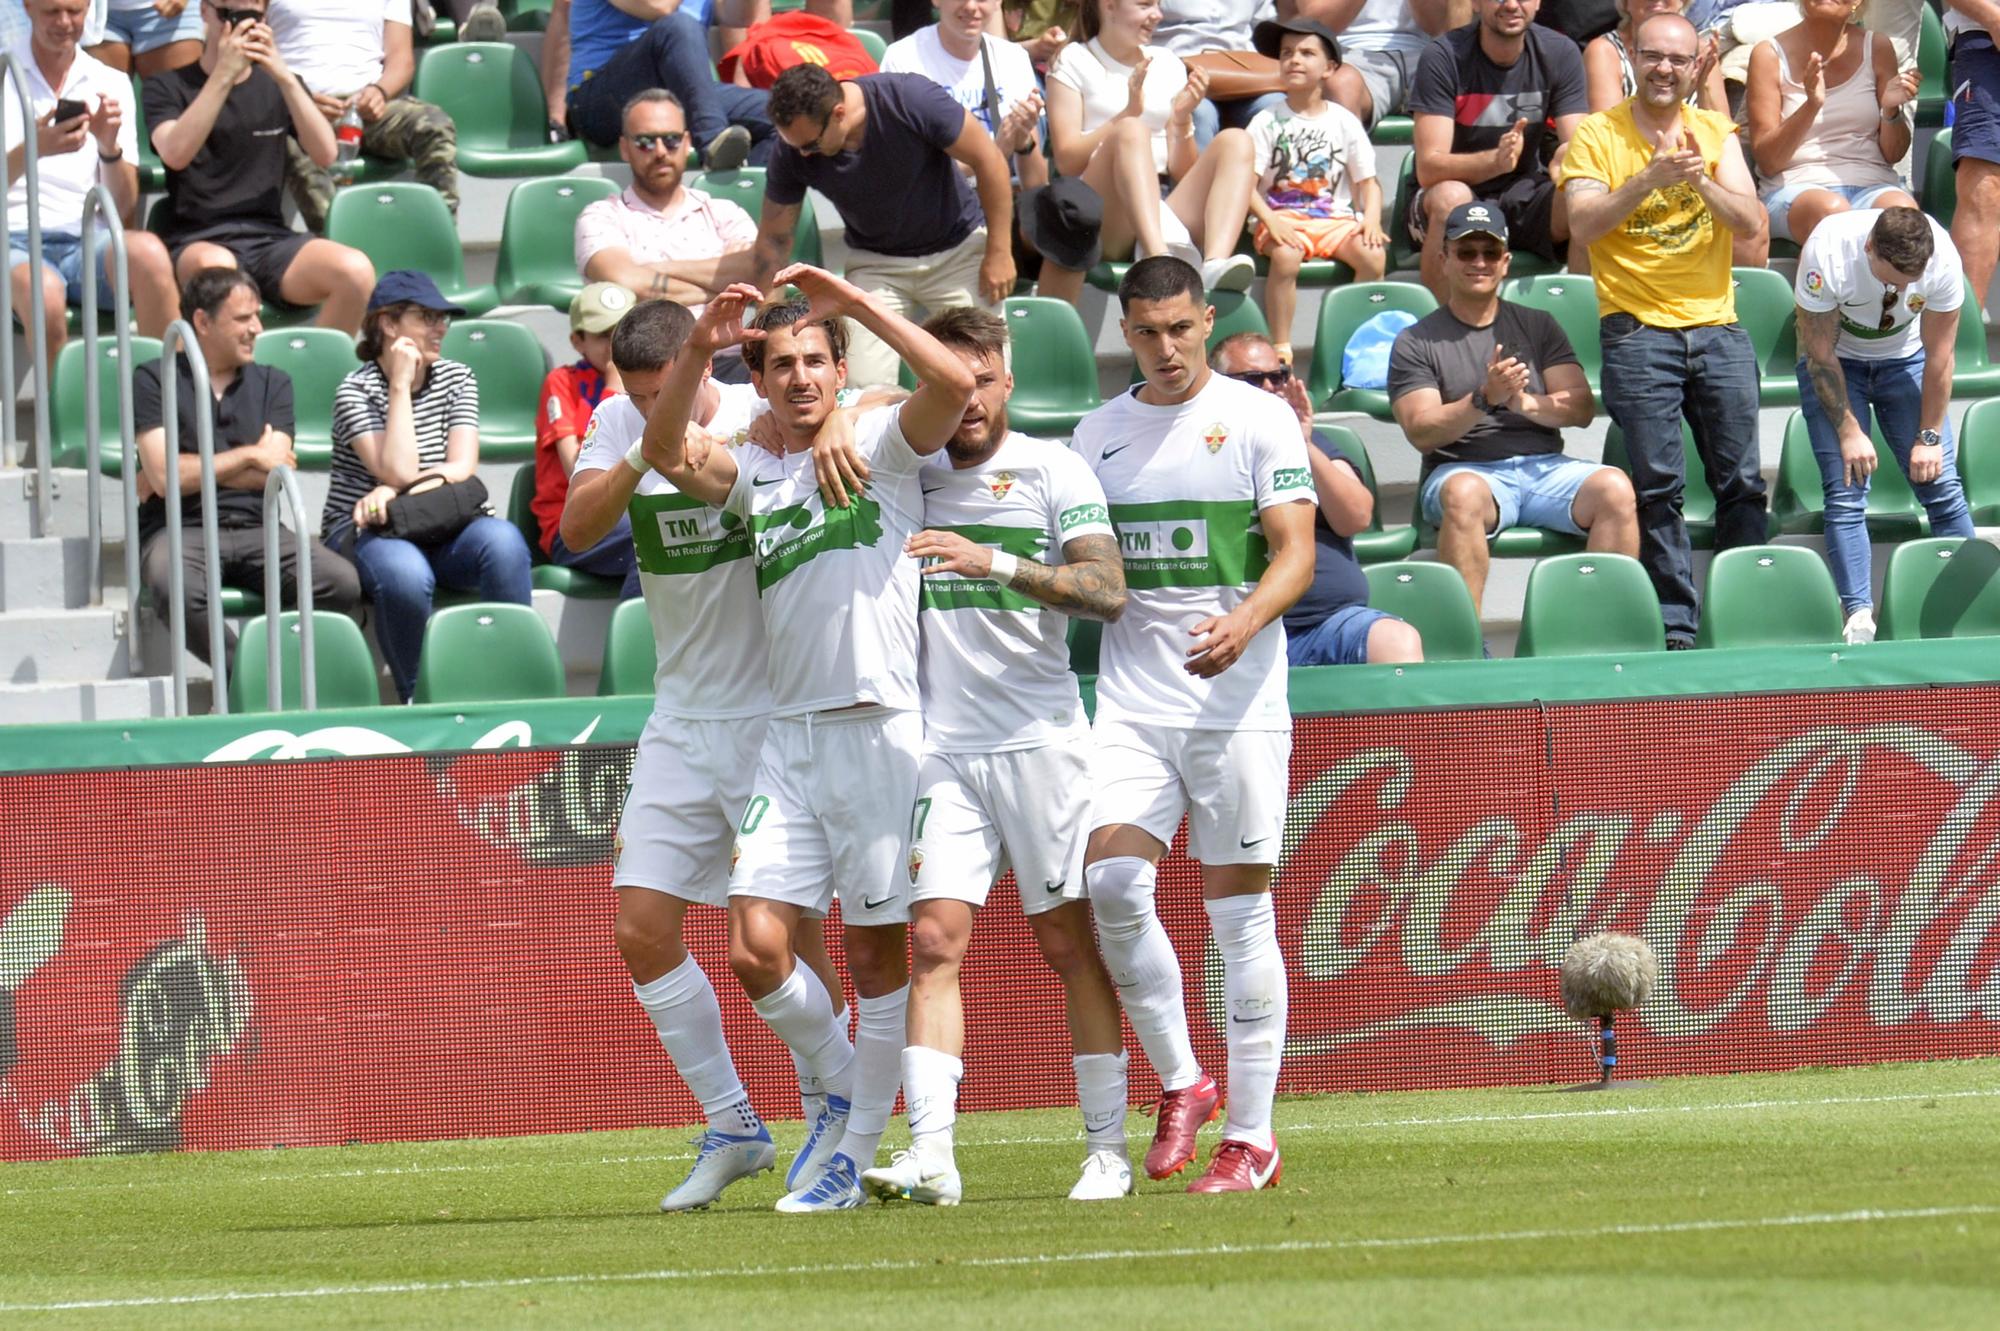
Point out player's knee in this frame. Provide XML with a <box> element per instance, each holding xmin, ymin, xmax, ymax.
<box><xmin>1084</xmin><ymin>856</ymin><xmax>1156</xmax><ymax>929</ymax></box>
<box><xmin>1033</xmin><ymin>911</ymin><xmax>1102</xmax><ymax>979</ymax></box>
<box><xmin>909</xmin><ymin>915</ymin><xmax>964</xmax><ymax>974</ymax></box>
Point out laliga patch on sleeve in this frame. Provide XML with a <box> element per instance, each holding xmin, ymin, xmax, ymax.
<box><xmin>1804</xmin><ymin>270</ymin><xmax>1824</xmax><ymax>295</ymax></box>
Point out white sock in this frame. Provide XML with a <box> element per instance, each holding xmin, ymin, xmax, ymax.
<box><xmin>1206</xmin><ymin>893</ymin><xmax>1287</xmax><ymax>1151</ymax></box>
<box><xmin>1086</xmin><ymin>857</ymin><xmax>1202</xmax><ymax>1092</ymax></box>
<box><xmin>749</xmin><ymin>967</ymin><xmax>854</xmax><ymax>1102</ymax></box>
<box><xmin>834</xmin><ymin>985</ymin><xmax>907</xmax><ymax>1169</ymax></box>
<box><xmin>789</xmin><ymin>964</ymin><xmax>839</xmax><ymax>1099</ymax></box>
<box><xmin>1074</xmin><ymin>1050</ymin><xmax>1129</xmax><ymax>1155</ymax></box>
<box><xmin>633</xmin><ymin>956</ymin><xmax>758</xmax><ymax>1127</ymax></box>
<box><xmin>902</xmin><ymin>1045</ymin><xmax>963</xmax><ymax>1166</ymax></box>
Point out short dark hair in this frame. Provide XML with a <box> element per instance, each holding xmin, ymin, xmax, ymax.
<box><xmin>1209</xmin><ymin>330</ymin><xmax>1275</xmax><ymax>369</ymax></box>
<box><xmin>620</xmin><ymin>87</ymin><xmax>685</xmax><ymax>133</ymax></box>
<box><xmin>610</xmin><ymin>298</ymin><xmax>696</xmax><ymax>374</ymax></box>
<box><xmin>921</xmin><ymin>306</ymin><xmax>1009</xmax><ymax>370</ymax></box>
<box><xmin>742</xmin><ymin>298</ymin><xmax>847</xmax><ymax>373</ymax></box>
<box><xmin>769</xmin><ymin>63</ymin><xmax>840</xmax><ymax>127</ymax></box>
<box><xmin>1871</xmin><ymin>206</ymin><xmax>1935</xmax><ymax>277</ymax></box>
<box><xmin>1117</xmin><ymin>255</ymin><xmax>1205</xmax><ymax>312</ymax></box>
<box><xmin>355</xmin><ymin>304</ymin><xmax>416</xmax><ymax>363</ymax></box>
<box><xmin>181</xmin><ymin>266</ymin><xmax>260</xmax><ymax>324</ymax></box>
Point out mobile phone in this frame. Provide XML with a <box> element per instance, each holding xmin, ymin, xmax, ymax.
<box><xmin>51</xmin><ymin>98</ymin><xmax>88</xmax><ymax>124</ymax></box>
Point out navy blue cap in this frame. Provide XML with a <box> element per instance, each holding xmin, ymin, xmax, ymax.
<box><xmin>366</xmin><ymin>269</ymin><xmax>467</xmax><ymax>316</ymax></box>
<box><xmin>1444</xmin><ymin>201</ymin><xmax>1509</xmax><ymax>244</ymax></box>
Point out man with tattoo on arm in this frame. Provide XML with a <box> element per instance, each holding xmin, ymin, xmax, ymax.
<box><xmin>1557</xmin><ymin>10</ymin><xmax>1767</xmax><ymax>649</ymax></box>
<box><xmin>1794</xmin><ymin>206</ymin><xmax>1974</xmax><ymax>644</ymax></box>
<box><xmin>857</xmin><ymin>307</ymin><xmax>1133</xmax><ymax>1208</ymax></box>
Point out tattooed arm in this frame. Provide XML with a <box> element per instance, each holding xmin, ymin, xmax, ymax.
<box><xmin>904</xmin><ymin>531</ymin><xmax>1128</xmax><ymax>622</ymax></box>
<box><xmin>1799</xmin><ymin>304</ymin><xmax>1877</xmax><ymax>487</ymax></box>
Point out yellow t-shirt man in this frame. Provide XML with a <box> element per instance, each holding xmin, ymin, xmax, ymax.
<box><xmin>1555</xmin><ymin>100</ymin><xmax>1740</xmax><ymax>328</ymax></box>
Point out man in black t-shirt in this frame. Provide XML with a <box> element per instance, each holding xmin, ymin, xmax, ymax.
<box><xmin>141</xmin><ymin>0</ymin><xmax>376</xmax><ymax>333</ymax></box>
<box><xmin>1408</xmin><ymin>0</ymin><xmax>1589</xmax><ymax>298</ymax></box>
<box><xmin>136</xmin><ymin>266</ymin><xmax>361</xmax><ymax>669</ymax></box>
<box><xmin>1211</xmin><ymin>333</ymin><xmax>1423</xmax><ymax>668</ymax></box>
<box><xmin>1387</xmin><ymin>202</ymin><xmax>1636</xmax><ymax>617</ymax></box>
<box><xmin>751</xmin><ymin>65</ymin><xmax>1015</xmax><ymax>387</ymax></box>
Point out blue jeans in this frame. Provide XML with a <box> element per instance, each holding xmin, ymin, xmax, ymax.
<box><xmin>7</xmin><ymin>230</ymin><xmax>121</xmax><ymax>309</ymax></box>
<box><xmin>566</xmin><ymin>12</ymin><xmax>772</xmax><ymax>159</ymax></box>
<box><xmin>549</xmin><ymin>518</ymin><xmax>642</xmax><ymax>600</ymax></box>
<box><xmin>1190</xmin><ymin>92</ymin><xmax>1286</xmax><ymax>149</ymax></box>
<box><xmin>337</xmin><ymin>516</ymin><xmax>534</xmax><ymax>701</ymax></box>
<box><xmin>1286</xmin><ymin>604</ymin><xmax>1400</xmax><ymax>666</ymax></box>
<box><xmin>1796</xmin><ymin>351</ymin><xmax>1974</xmax><ymax>614</ymax></box>
<box><xmin>1600</xmin><ymin>314</ymin><xmax>1768</xmax><ymax>640</ymax></box>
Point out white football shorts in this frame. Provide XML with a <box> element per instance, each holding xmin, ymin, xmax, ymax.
<box><xmin>907</xmin><ymin>736</ymin><xmax>1092</xmax><ymax>916</ymax></box>
<box><xmin>614</xmin><ymin>710</ymin><xmax>770</xmax><ymax>906</ymax></box>
<box><xmin>1087</xmin><ymin>720</ymin><xmax>1291</xmax><ymax>865</ymax></box>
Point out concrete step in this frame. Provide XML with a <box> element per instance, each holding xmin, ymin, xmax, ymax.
<box><xmin>0</xmin><ymin>606</ymin><xmax>131</xmax><ymax>683</ymax></box>
<box><xmin>0</xmin><ymin>535</ymin><xmax>95</xmax><ymax>611</ymax></box>
<box><xmin>0</xmin><ymin>675</ymin><xmax>169</xmax><ymax>725</ymax></box>
<box><xmin>0</xmin><ymin>466</ymin><xmax>129</xmax><ymax>542</ymax></box>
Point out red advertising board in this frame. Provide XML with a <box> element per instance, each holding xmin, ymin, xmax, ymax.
<box><xmin>2</xmin><ymin>689</ymin><xmax>1996</xmax><ymax>1161</ymax></box>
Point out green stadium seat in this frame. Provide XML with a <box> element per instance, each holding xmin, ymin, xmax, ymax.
<box><xmin>1319</xmin><ymin>424</ymin><xmax>1417</xmax><ymax>563</ymax></box>
<box><xmin>1877</xmin><ymin>537</ymin><xmax>2000</xmax><ymax>639</ymax></box>
<box><xmin>1923</xmin><ymin>128</ymin><xmax>1955</xmax><ymax>225</ymax></box>
<box><xmin>413</xmin><ymin>43</ymin><xmax>586</xmax><ymax>177</ymax></box>
<box><xmin>131</xmin><ymin>75</ymin><xmax>165</xmax><ymax>191</ymax></box>
<box><xmin>1513</xmin><ymin>552</ymin><xmax>1664</xmax><ymax>657</ymax></box>
<box><xmin>599</xmin><ymin>597</ymin><xmax>658</xmax><ymax>695</ymax></box>
<box><xmin>1306</xmin><ymin>281</ymin><xmax>1438</xmax><ymax>419</ymax></box>
<box><xmin>500</xmin><ymin>0</ymin><xmax>553</xmax><ymax>31</ymax></box>
<box><xmin>493</xmin><ymin>176</ymin><xmax>620</xmax><ymax>309</ymax></box>
<box><xmin>1732</xmin><ymin>265</ymin><xmax>1801</xmax><ymax>407</ymax></box>
<box><xmin>1002</xmin><ymin>297</ymin><xmax>1103</xmax><ymax>436</ymax></box>
<box><xmin>49</xmin><ymin>335</ymin><xmax>161</xmax><ymax>471</ymax></box>
<box><xmin>411</xmin><ymin>603</ymin><xmax>566</xmax><ymax>703</ymax></box>
<box><xmin>1694</xmin><ymin>545</ymin><xmax>1843</xmax><ymax>648</ymax></box>
<box><xmin>1917</xmin><ymin>2</ymin><xmax>1947</xmax><ymax>128</ymax></box>
<box><xmin>1085</xmin><ymin>259</ymin><xmax>1132</xmax><ymax>294</ymax></box>
<box><xmin>1949</xmin><ymin>281</ymin><xmax>2000</xmax><ymax>397</ymax></box>
<box><xmin>855</xmin><ymin>28</ymin><xmax>888</xmax><ymax>63</ymax></box>
<box><xmin>253</xmin><ymin>328</ymin><xmax>362</xmax><ymax>469</ymax></box>
<box><xmin>229</xmin><ymin>611</ymin><xmax>383</xmax><ymax>712</ymax></box>
<box><xmin>442</xmin><ymin>319</ymin><xmax>551</xmax><ymax>462</ymax></box>
<box><xmin>1362</xmin><ymin>561</ymin><xmax>1483</xmax><ymax>661</ymax></box>
<box><xmin>1957</xmin><ymin>399</ymin><xmax>2000</xmax><ymax>522</ymax></box>
<box><xmin>1387</xmin><ymin>154</ymin><xmax>1421</xmax><ymax>274</ymax></box>
<box><xmin>507</xmin><ymin>465</ymin><xmax>624</xmax><ymax>598</ymax></box>
<box><xmin>1771</xmin><ymin>409</ymin><xmax>1926</xmax><ymax>540</ymax></box>
<box><xmin>1500</xmin><ymin>272</ymin><xmax>1603</xmax><ymax>389</ymax></box>
<box><xmin>1603</xmin><ymin>420</ymin><xmax>1718</xmax><ymax>548</ymax></box>
<box><xmin>325</xmin><ymin>182</ymin><xmax>499</xmax><ymax>315</ymax></box>
<box><xmin>1373</xmin><ymin>115</ymin><xmax>1414</xmax><ymax>146</ymax></box>
<box><xmin>693</xmin><ymin>168</ymin><xmax>824</xmax><ymax>266</ymax></box>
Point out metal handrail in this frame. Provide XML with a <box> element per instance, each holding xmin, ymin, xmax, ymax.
<box><xmin>1</xmin><ymin>51</ymin><xmax>53</xmax><ymax>532</ymax></box>
<box><xmin>260</xmin><ymin>465</ymin><xmax>316</xmax><ymax>712</ymax></box>
<box><xmin>79</xmin><ymin>183</ymin><xmax>132</xmax><ymax>610</ymax></box>
<box><xmin>159</xmin><ymin>321</ymin><xmax>228</xmax><ymax>714</ymax></box>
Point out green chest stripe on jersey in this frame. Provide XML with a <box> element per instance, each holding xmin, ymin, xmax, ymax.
<box><xmin>1109</xmin><ymin>498</ymin><xmax>1267</xmax><ymax>590</ymax></box>
<box><xmin>628</xmin><ymin>490</ymin><xmax>750</xmax><ymax>576</ymax></box>
<box><xmin>1837</xmin><ymin>314</ymin><xmax>1909</xmax><ymax>340</ymax></box>
<box><xmin>916</xmin><ymin>523</ymin><xmax>1049</xmax><ymax>614</ymax></box>
<box><xmin>750</xmin><ymin>493</ymin><xmax>885</xmax><ymax>592</ymax></box>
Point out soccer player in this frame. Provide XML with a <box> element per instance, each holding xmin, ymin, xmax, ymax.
<box><xmin>638</xmin><ymin>264</ymin><xmax>976</xmax><ymax>1213</ymax></box>
<box><xmin>559</xmin><ymin>297</ymin><xmax>852</xmax><ymax>1211</ymax></box>
<box><xmin>857</xmin><ymin>307</ymin><xmax>1134</xmax><ymax>1207</ymax></box>
<box><xmin>1072</xmin><ymin>255</ymin><xmax>1316</xmax><ymax>1194</ymax></box>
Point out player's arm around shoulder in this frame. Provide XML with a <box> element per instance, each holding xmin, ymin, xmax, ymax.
<box><xmin>561</xmin><ymin>403</ymin><xmax>644</xmax><ymax>551</ymax></box>
<box><xmin>640</xmin><ymin>289</ymin><xmax>756</xmax><ymax>508</ymax></box>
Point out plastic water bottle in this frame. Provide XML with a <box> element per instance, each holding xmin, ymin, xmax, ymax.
<box><xmin>335</xmin><ymin>103</ymin><xmax>363</xmax><ymax>182</ymax></box>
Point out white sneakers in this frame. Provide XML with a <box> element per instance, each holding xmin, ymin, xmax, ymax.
<box><xmin>1199</xmin><ymin>254</ymin><xmax>1256</xmax><ymax>293</ymax></box>
<box><xmin>1844</xmin><ymin>608</ymin><xmax>1878</xmax><ymax>645</ymax></box>
<box><xmin>1068</xmin><ymin>1149</ymin><xmax>1135</xmax><ymax>1201</ymax></box>
<box><xmin>861</xmin><ymin>1149</ymin><xmax>964</xmax><ymax>1207</ymax></box>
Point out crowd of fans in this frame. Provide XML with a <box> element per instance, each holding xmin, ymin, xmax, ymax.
<box><xmin>1</xmin><ymin>0</ymin><xmax>1987</xmax><ymax>693</ymax></box>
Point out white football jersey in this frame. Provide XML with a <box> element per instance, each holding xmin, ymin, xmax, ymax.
<box><xmin>1071</xmin><ymin>374</ymin><xmax>1314</xmax><ymax>732</ymax></box>
<box><xmin>722</xmin><ymin>405</ymin><xmax>929</xmax><ymax>716</ymax></box>
<box><xmin>574</xmin><ymin>385</ymin><xmax>767</xmax><ymax>718</ymax></box>
<box><xmin>917</xmin><ymin>432</ymin><xmax>1116</xmax><ymax>754</ymax></box>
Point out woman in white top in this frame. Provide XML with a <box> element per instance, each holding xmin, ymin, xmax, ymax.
<box><xmin>1038</xmin><ymin>0</ymin><xmax>1257</xmax><ymax>303</ymax></box>
<box><xmin>1747</xmin><ymin>0</ymin><xmax>1919</xmax><ymax>246</ymax></box>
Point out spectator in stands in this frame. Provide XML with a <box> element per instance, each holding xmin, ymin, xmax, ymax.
<box><xmin>268</xmin><ymin>0</ymin><xmax>458</xmax><ymax>234</ymax></box>
<box><xmin>1245</xmin><ymin>17</ymin><xmax>1384</xmax><ymax>364</ymax></box>
<box><xmin>1796</xmin><ymin>207</ymin><xmax>1974</xmax><ymax>645</ymax></box>
<box><xmin>1214</xmin><ymin>330</ymin><xmax>1424</xmax><ymax>666</ymax></box>
<box><xmin>576</xmin><ymin>89</ymin><xmax>759</xmax><ymax>323</ymax></box>
<box><xmin>535</xmin><ymin>281</ymin><xmax>640</xmax><ymax>598</ymax></box>
<box><xmin>1037</xmin><ymin>0</ymin><xmax>1259</xmax><ymax>305</ymax></box>
<box><xmin>882</xmin><ymin>0</ymin><xmax>1050</xmax><ymax>189</ymax></box>
<box><xmin>446</xmin><ymin>1</ymin><xmax>507</xmax><ymax>43</ymax></box>
<box><xmin>998</xmin><ymin>0</ymin><xmax>1076</xmax><ymax>70</ymax></box>
<box><xmin>6</xmin><ymin>0</ymin><xmax>180</xmax><ymax>350</ymax></box>
<box><xmin>0</xmin><ymin>0</ymin><xmax>28</xmax><ymax>50</ymax></box>
<box><xmin>1324</xmin><ymin>0</ymin><xmax>1457</xmax><ymax>132</ymax></box>
<box><xmin>89</xmin><ymin>0</ymin><xmax>203</xmax><ymax>76</ymax></box>
<box><xmin>135</xmin><ymin>267</ymin><xmax>362</xmax><ymax>668</ymax></box>
<box><xmin>1949</xmin><ymin>0</ymin><xmax>2000</xmax><ymax>317</ymax></box>
<box><xmin>1746</xmin><ymin>0</ymin><xmax>1917</xmax><ymax>248</ymax></box>
<box><xmin>144</xmin><ymin>0</ymin><xmax>377</xmax><ymax>333</ymax></box>
<box><xmin>752</xmin><ymin>64</ymin><xmax>1016</xmax><ymax>387</ymax></box>
<box><xmin>323</xmin><ymin>270</ymin><xmax>533</xmax><ymax>702</ymax></box>
<box><xmin>1560</xmin><ymin>10</ymin><xmax>1766</xmax><ymax>649</ymax></box>
<box><xmin>1410</xmin><ymin>0</ymin><xmax>1590</xmax><ymax>300</ymax></box>
<box><xmin>556</xmin><ymin>0</ymin><xmax>770</xmax><ymax>165</ymax></box>
<box><xmin>1388</xmin><ymin>201</ymin><xmax>1634</xmax><ymax>618</ymax></box>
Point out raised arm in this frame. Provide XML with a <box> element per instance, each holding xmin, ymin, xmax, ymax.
<box><xmin>1689</xmin><ymin>130</ymin><xmax>1763</xmax><ymax>237</ymax></box>
<box><xmin>561</xmin><ymin>459</ymin><xmax>644</xmax><ymax>550</ymax></box>
<box><xmin>1561</xmin><ymin>133</ymin><xmax>1692</xmax><ymax>249</ymax></box>
<box><xmin>638</xmin><ymin>289</ymin><xmax>749</xmax><ymax>506</ymax></box>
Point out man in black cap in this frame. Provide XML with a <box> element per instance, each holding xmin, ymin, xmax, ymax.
<box><xmin>1386</xmin><ymin>200</ymin><xmax>1637</xmax><ymax>619</ymax></box>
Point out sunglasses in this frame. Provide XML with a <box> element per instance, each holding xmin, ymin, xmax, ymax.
<box><xmin>1880</xmin><ymin>284</ymin><xmax>1901</xmax><ymax>331</ymax></box>
<box><xmin>793</xmin><ymin>115</ymin><xmax>837</xmax><ymax>156</ymax></box>
<box><xmin>1224</xmin><ymin>365</ymin><xmax>1292</xmax><ymax>390</ymax></box>
<box><xmin>213</xmin><ymin>4</ymin><xmax>266</xmax><ymax>25</ymax></box>
<box><xmin>626</xmin><ymin>131</ymin><xmax>686</xmax><ymax>153</ymax></box>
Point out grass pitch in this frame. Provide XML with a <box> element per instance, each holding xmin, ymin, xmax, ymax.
<box><xmin>2</xmin><ymin>1059</ymin><xmax>1996</xmax><ymax>1330</ymax></box>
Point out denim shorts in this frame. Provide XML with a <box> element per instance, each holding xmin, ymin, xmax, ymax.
<box><xmin>1286</xmin><ymin>603</ymin><xmax>1401</xmax><ymax>667</ymax></box>
<box><xmin>7</xmin><ymin>231</ymin><xmax>120</xmax><ymax>309</ymax></box>
<box><xmin>1420</xmin><ymin>453</ymin><xmax>1602</xmax><ymax>537</ymax></box>
<box><xmin>102</xmin><ymin>4</ymin><xmax>206</xmax><ymax>53</ymax></box>
<box><xmin>1952</xmin><ymin>32</ymin><xmax>2000</xmax><ymax>168</ymax></box>
<box><xmin>1760</xmin><ymin>180</ymin><xmax>1907</xmax><ymax>244</ymax></box>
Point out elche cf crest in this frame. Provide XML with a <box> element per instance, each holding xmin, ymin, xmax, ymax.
<box><xmin>907</xmin><ymin>846</ymin><xmax>924</xmax><ymax>883</ymax></box>
<box><xmin>988</xmin><ymin>471</ymin><xmax>1017</xmax><ymax>500</ymax></box>
<box><xmin>1204</xmin><ymin>423</ymin><xmax>1229</xmax><ymax>454</ymax></box>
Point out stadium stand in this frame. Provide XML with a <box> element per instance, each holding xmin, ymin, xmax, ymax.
<box><xmin>1513</xmin><ymin>553</ymin><xmax>1665</xmax><ymax>658</ymax></box>
<box><xmin>1306</xmin><ymin>281</ymin><xmax>1438</xmax><ymax>419</ymax></box>
<box><xmin>492</xmin><ymin>177</ymin><xmax>620</xmax><ymax>309</ymax></box>
<box><xmin>1362</xmin><ymin>562</ymin><xmax>1483</xmax><ymax>662</ymax></box>
<box><xmin>228</xmin><ymin>611</ymin><xmax>384</xmax><ymax>712</ymax></box>
<box><xmin>325</xmin><ymin>183</ymin><xmax>501</xmax><ymax>316</ymax></box>
<box><xmin>506</xmin><ymin>466</ymin><xmax>622</xmax><ymax>599</ymax></box>
<box><xmin>414</xmin><ymin>42</ymin><xmax>588</xmax><ymax>177</ymax></box>
<box><xmin>1694</xmin><ymin>547</ymin><xmax>1845</xmax><ymax>650</ymax></box>
<box><xmin>49</xmin><ymin>337</ymin><xmax>160</xmax><ymax>472</ymax></box>
<box><xmin>251</xmin><ymin>329</ymin><xmax>364</xmax><ymax>470</ymax></box>
<box><xmin>1318</xmin><ymin>424</ymin><xmax>1416</xmax><ymax>565</ymax></box>
<box><xmin>597</xmin><ymin>597</ymin><xmax>658</xmax><ymax>696</ymax></box>
<box><xmin>1877</xmin><ymin>536</ymin><xmax>2000</xmax><ymax>640</ymax></box>
<box><xmin>1000</xmin><ymin>297</ymin><xmax>1102</xmax><ymax>437</ymax></box>
<box><xmin>440</xmin><ymin>318</ymin><xmax>551</xmax><ymax>461</ymax></box>
<box><xmin>410</xmin><ymin>603</ymin><xmax>566</xmax><ymax>704</ymax></box>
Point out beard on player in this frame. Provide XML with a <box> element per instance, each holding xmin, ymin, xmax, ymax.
<box><xmin>943</xmin><ymin>351</ymin><xmax>1012</xmax><ymax>467</ymax></box>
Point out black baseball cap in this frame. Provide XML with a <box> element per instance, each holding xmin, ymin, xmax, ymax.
<box><xmin>1019</xmin><ymin>176</ymin><xmax>1104</xmax><ymax>273</ymax></box>
<box><xmin>1252</xmin><ymin>17</ymin><xmax>1341</xmax><ymax>64</ymax></box>
<box><xmin>366</xmin><ymin>269</ymin><xmax>467</xmax><ymax>316</ymax></box>
<box><xmin>1443</xmin><ymin>201</ymin><xmax>1509</xmax><ymax>245</ymax></box>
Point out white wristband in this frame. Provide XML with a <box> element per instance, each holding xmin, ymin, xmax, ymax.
<box><xmin>988</xmin><ymin>550</ymin><xmax>1020</xmax><ymax>587</ymax></box>
<box><xmin>625</xmin><ymin>440</ymin><xmax>648</xmax><ymax>475</ymax></box>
